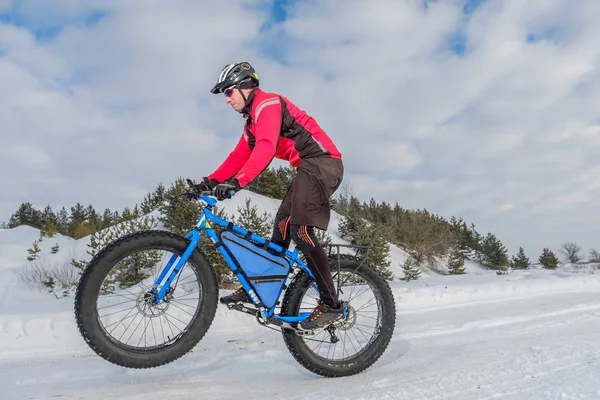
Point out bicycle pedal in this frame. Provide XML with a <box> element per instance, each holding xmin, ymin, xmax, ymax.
<box><xmin>227</xmin><ymin>302</ymin><xmax>258</xmax><ymax>316</ymax></box>
<box><xmin>298</xmin><ymin>328</ymin><xmax>326</xmax><ymax>337</ymax></box>
<box><xmin>295</xmin><ymin>325</ymin><xmax>324</xmax><ymax>335</ymax></box>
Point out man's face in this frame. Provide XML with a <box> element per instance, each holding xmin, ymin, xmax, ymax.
<box><xmin>224</xmin><ymin>87</ymin><xmax>247</xmax><ymax>112</ymax></box>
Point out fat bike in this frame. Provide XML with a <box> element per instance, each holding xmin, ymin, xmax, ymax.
<box><xmin>74</xmin><ymin>183</ymin><xmax>396</xmax><ymax>377</ymax></box>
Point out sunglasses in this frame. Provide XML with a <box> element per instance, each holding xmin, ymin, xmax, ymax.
<box><xmin>224</xmin><ymin>87</ymin><xmax>235</xmax><ymax>97</ymax></box>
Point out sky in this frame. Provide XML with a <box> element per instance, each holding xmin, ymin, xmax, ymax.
<box><xmin>1</xmin><ymin>0</ymin><xmax>599</xmax><ymax>261</ymax></box>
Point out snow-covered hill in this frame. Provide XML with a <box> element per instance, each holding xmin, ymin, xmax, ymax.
<box><xmin>1</xmin><ymin>190</ymin><xmax>600</xmax><ymax>399</ymax></box>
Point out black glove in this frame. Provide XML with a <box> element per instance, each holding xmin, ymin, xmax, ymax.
<box><xmin>185</xmin><ymin>177</ymin><xmax>219</xmax><ymax>200</ymax></box>
<box><xmin>214</xmin><ymin>179</ymin><xmax>241</xmax><ymax>201</ymax></box>
<box><xmin>195</xmin><ymin>177</ymin><xmax>219</xmax><ymax>192</ymax></box>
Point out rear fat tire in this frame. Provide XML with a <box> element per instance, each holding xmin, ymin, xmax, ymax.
<box><xmin>281</xmin><ymin>253</ymin><xmax>396</xmax><ymax>377</ymax></box>
<box><xmin>74</xmin><ymin>230</ymin><xmax>219</xmax><ymax>369</ymax></box>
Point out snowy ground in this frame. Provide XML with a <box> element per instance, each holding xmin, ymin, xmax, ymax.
<box><xmin>2</xmin><ymin>191</ymin><xmax>600</xmax><ymax>399</ymax></box>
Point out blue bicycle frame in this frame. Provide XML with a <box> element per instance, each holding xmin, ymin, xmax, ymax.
<box><xmin>149</xmin><ymin>193</ymin><xmax>318</xmax><ymax>325</ymax></box>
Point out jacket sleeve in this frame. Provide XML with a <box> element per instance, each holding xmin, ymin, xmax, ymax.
<box><xmin>232</xmin><ymin>97</ymin><xmax>282</xmax><ymax>187</ymax></box>
<box><xmin>207</xmin><ymin>132</ymin><xmax>252</xmax><ymax>183</ymax></box>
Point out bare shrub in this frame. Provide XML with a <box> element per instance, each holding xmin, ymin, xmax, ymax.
<box><xmin>560</xmin><ymin>242</ymin><xmax>581</xmax><ymax>263</ymax></box>
<box><xmin>18</xmin><ymin>257</ymin><xmax>79</xmax><ymax>297</ymax></box>
<box><xmin>589</xmin><ymin>249</ymin><xmax>600</xmax><ymax>262</ymax></box>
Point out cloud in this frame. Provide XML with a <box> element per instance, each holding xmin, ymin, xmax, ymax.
<box><xmin>262</xmin><ymin>0</ymin><xmax>600</xmax><ymax>257</ymax></box>
<box><xmin>2</xmin><ymin>0</ymin><xmax>600</xmax><ymax>261</ymax></box>
<box><xmin>0</xmin><ymin>0</ymin><xmax>270</xmax><ymax>212</ymax></box>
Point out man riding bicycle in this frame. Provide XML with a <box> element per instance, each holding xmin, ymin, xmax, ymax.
<box><xmin>193</xmin><ymin>62</ymin><xmax>344</xmax><ymax>331</ymax></box>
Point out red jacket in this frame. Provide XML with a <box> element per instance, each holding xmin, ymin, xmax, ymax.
<box><xmin>208</xmin><ymin>88</ymin><xmax>342</xmax><ymax>187</ymax></box>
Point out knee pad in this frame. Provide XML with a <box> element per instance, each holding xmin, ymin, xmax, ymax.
<box><xmin>290</xmin><ymin>224</ymin><xmax>320</xmax><ymax>256</ymax></box>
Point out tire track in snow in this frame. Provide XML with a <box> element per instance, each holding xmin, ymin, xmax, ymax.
<box><xmin>400</xmin><ymin>297</ymin><xmax>600</xmax><ymax>339</ymax></box>
<box><xmin>3</xmin><ymin>287</ymin><xmax>600</xmax><ymax>399</ymax></box>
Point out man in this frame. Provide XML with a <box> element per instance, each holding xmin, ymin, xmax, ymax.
<box><xmin>194</xmin><ymin>61</ymin><xmax>344</xmax><ymax>331</ymax></box>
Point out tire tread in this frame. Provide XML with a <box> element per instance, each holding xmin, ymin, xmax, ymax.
<box><xmin>280</xmin><ymin>253</ymin><xmax>396</xmax><ymax>377</ymax></box>
<box><xmin>73</xmin><ymin>230</ymin><xmax>219</xmax><ymax>369</ymax></box>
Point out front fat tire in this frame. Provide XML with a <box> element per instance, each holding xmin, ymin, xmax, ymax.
<box><xmin>73</xmin><ymin>230</ymin><xmax>219</xmax><ymax>369</ymax></box>
<box><xmin>281</xmin><ymin>253</ymin><xmax>396</xmax><ymax>377</ymax></box>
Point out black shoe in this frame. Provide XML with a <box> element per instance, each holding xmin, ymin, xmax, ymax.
<box><xmin>299</xmin><ymin>300</ymin><xmax>345</xmax><ymax>331</ymax></box>
<box><xmin>219</xmin><ymin>286</ymin><xmax>252</xmax><ymax>305</ymax></box>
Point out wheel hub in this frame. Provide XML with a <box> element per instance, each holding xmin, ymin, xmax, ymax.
<box><xmin>337</xmin><ymin>304</ymin><xmax>357</xmax><ymax>331</ymax></box>
<box><xmin>136</xmin><ymin>285</ymin><xmax>171</xmax><ymax>317</ymax></box>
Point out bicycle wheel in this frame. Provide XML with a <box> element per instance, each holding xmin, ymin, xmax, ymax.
<box><xmin>74</xmin><ymin>230</ymin><xmax>219</xmax><ymax>368</ymax></box>
<box><xmin>280</xmin><ymin>253</ymin><xmax>396</xmax><ymax>377</ymax></box>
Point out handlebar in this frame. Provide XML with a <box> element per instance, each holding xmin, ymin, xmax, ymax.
<box><xmin>181</xmin><ymin>179</ymin><xmax>237</xmax><ymax>201</ymax></box>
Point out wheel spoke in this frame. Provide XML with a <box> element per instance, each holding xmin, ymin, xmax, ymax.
<box><xmin>93</xmin><ymin>247</ymin><xmax>204</xmax><ymax>350</ymax></box>
<box><xmin>295</xmin><ymin>263</ymin><xmax>387</xmax><ymax>363</ymax></box>
<box><xmin>74</xmin><ymin>231</ymin><xmax>219</xmax><ymax>370</ymax></box>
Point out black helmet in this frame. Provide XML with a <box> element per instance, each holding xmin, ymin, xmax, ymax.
<box><xmin>210</xmin><ymin>62</ymin><xmax>259</xmax><ymax>94</ymax></box>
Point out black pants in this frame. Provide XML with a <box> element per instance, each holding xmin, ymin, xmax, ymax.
<box><xmin>270</xmin><ymin>157</ymin><xmax>344</xmax><ymax>308</ymax></box>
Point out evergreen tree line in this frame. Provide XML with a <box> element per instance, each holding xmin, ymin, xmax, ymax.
<box><xmin>0</xmin><ymin>201</ymin><xmax>145</xmax><ymax>240</ymax></box>
<box><xmin>326</xmin><ymin>185</ymin><xmax>598</xmax><ymax>279</ymax></box>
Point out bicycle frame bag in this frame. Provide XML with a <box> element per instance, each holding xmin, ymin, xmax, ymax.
<box><xmin>220</xmin><ymin>230</ymin><xmax>291</xmax><ymax>308</ymax></box>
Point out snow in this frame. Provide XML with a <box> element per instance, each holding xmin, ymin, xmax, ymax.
<box><xmin>1</xmin><ymin>190</ymin><xmax>600</xmax><ymax>399</ymax></box>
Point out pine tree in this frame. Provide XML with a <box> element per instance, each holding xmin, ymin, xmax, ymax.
<box><xmin>315</xmin><ymin>228</ymin><xmax>333</xmax><ymax>247</ymax></box>
<box><xmin>539</xmin><ymin>248</ymin><xmax>559</xmax><ymax>269</ymax></box>
<box><xmin>158</xmin><ymin>178</ymin><xmax>203</xmax><ymax>236</ymax></box>
<box><xmin>51</xmin><ymin>243</ymin><xmax>60</xmax><ymax>254</ymax></box>
<box><xmin>69</xmin><ymin>203</ymin><xmax>86</xmax><ymax>237</ymax></box>
<box><xmin>56</xmin><ymin>207</ymin><xmax>69</xmax><ymax>235</ymax></box>
<box><xmin>40</xmin><ymin>219</ymin><xmax>57</xmax><ymax>238</ymax></box>
<box><xmin>141</xmin><ymin>182</ymin><xmax>167</xmax><ymax>214</ymax></box>
<box><xmin>447</xmin><ymin>248</ymin><xmax>466</xmax><ymax>274</ymax></box>
<box><xmin>72</xmin><ymin>221</ymin><xmax>93</xmax><ymax>239</ymax></box>
<box><xmin>401</xmin><ymin>256</ymin><xmax>421</xmax><ymax>281</ymax></box>
<box><xmin>232</xmin><ymin>198</ymin><xmax>272</xmax><ymax>238</ymax></box>
<box><xmin>470</xmin><ymin>223</ymin><xmax>484</xmax><ymax>262</ymax></box>
<box><xmin>40</xmin><ymin>205</ymin><xmax>57</xmax><ymax>227</ymax></box>
<box><xmin>332</xmin><ymin>180</ymin><xmax>352</xmax><ymax>215</ymax></box>
<box><xmin>71</xmin><ymin>212</ymin><xmax>160</xmax><ymax>294</ymax></box>
<box><xmin>338</xmin><ymin>196</ymin><xmax>362</xmax><ymax>239</ymax></box>
<box><xmin>120</xmin><ymin>205</ymin><xmax>142</xmax><ymax>223</ymax></box>
<box><xmin>26</xmin><ymin>239</ymin><xmax>41</xmax><ymax>261</ymax></box>
<box><xmin>69</xmin><ymin>203</ymin><xmax>86</xmax><ymax>222</ymax></box>
<box><xmin>8</xmin><ymin>202</ymin><xmax>40</xmax><ymax>228</ymax></box>
<box><xmin>510</xmin><ymin>247</ymin><xmax>530</xmax><ymax>269</ymax></box>
<box><xmin>450</xmin><ymin>217</ymin><xmax>478</xmax><ymax>259</ymax></box>
<box><xmin>496</xmin><ymin>262</ymin><xmax>510</xmax><ymax>275</ymax></box>
<box><xmin>479</xmin><ymin>232</ymin><xmax>509</xmax><ymax>270</ymax></box>
<box><xmin>354</xmin><ymin>221</ymin><xmax>393</xmax><ymax>280</ymax></box>
<box><xmin>245</xmin><ymin>168</ymin><xmax>289</xmax><ymax>199</ymax></box>
<box><xmin>86</xmin><ymin>205</ymin><xmax>102</xmax><ymax>231</ymax></box>
<box><xmin>338</xmin><ymin>197</ymin><xmax>391</xmax><ymax>279</ymax></box>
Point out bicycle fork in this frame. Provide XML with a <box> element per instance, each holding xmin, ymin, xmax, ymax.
<box><xmin>148</xmin><ymin>229</ymin><xmax>201</xmax><ymax>304</ymax></box>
